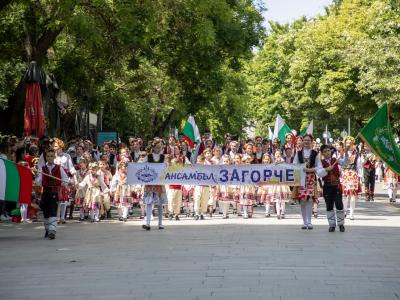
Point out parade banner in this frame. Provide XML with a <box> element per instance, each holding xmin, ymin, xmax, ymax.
<box><xmin>358</xmin><ymin>103</ymin><xmax>400</xmax><ymax>175</ymax></box>
<box><xmin>127</xmin><ymin>163</ymin><xmax>306</xmax><ymax>186</ymax></box>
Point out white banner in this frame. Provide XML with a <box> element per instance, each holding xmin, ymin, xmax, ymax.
<box><xmin>127</xmin><ymin>163</ymin><xmax>305</xmax><ymax>186</ymax></box>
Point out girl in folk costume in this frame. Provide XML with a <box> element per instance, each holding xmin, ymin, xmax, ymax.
<box><xmin>203</xmin><ymin>148</ymin><xmax>217</xmax><ymax>217</ymax></box>
<box><xmin>132</xmin><ymin>152</ymin><xmax>147</xmax><ymax>219</ymax></box>
<box><xmin>240</xmin><ymin>155</ymin><xmax>256</xmax><ymax>219</ymax></box>
<box><xmin>142</xmin><ymin>138</ymin><xmax>167</xmax><ymax>230</ymax></box>
<box><xmin>74</xmin><ymin>158</ymin><xmax>89</xmax><ymax>221</ymax></box>
<box><xmin>193</xmin><ymin>155</ymin><xmax>209</xmax><ymax>220</ymax></box>
<box><xmin>98</xmin><ymin>159</ymin><xmax>113</xmax><ymax>219</ymax></box>
<box><xmin>232</xmin><ymin>154</ymin><xmax>242</xmax><ymax>215</ymax></box>
<box><xmin>110</xmin><ymin>161</ymin><xmax>133</xmax><ymax>222</ymax></box>
<box><xmin>167</xmin><ymin>145</ymin><xmax>184</xmax><ymax>221</ymax></box>
<box><xmin>218</xmin><ymin>155</ymin><xmax>234</xmax><ymax>219</ymax></box>
<box><xmin>52</xmin><ymin>138</ymin><xmax>76</xmax><ymax>224</ymax></box>
<box><xmin>253</xmin><ymin>142</ymin><xmax>264</xmax><ymax>164</ymax></box>
<box><xmin>258</xmin><ymin>153</ymin><xmax>274</xmax><ymax>217</ymax></box>
<box><xmin>293</xmin><ymin>134</ymin><xmax>324</xmax><ymax>230</ymax></box>
<box><xmin>340</xmin><ymin>136</ymin><xmax>362</xmax><ymax>220</ymax></box>
<box><xmin>384</xmin><ymin>167</ymin><xmax>399</xmax><ymax>203</ymax></box>
<box><xmin>79</xmin><ymin>162</ymin><xmax>109</xmax><ymax>222</ymax></box>
<box><xmin>272</xmin><ymin>150</ymin><xmax>291</xmax><ymax>219</ymax></box>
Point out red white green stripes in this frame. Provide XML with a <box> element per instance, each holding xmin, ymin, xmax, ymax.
<box><xmin>183</xmin><ymin>115</ymin><xmax>200</xmax><ymax>148</ymax></box>
<box><xmin>0</xmin><ymin>158</ymin><xmax>32</xmax><ymax>204</ymax></box>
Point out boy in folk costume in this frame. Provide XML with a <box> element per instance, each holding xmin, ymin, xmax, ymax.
<box><xmin>272</xmin><ymin>150</ymin><xmax>291</xmax><ymax>219</ymax></box>
<box><xmin>167</xmin><ymin>145</ymin><xmax>184</xmax><ymax>221</ymax></box>
<box><xmin>240</xmin><ymin>155</ymin><xmax>256</xmax><ymax>219</ymax></box>
<box><xmin>35</xmin><ymin>149</ymin><xmax>69</xmax><ymax>239</ymax></box>
<box><xmin>38</xmin><ymin>138</ymin><xmax>76</xmax><ymax>224</ymax></box>
<box><xmin>293</xmin><ymin>134</ymin><xmax>324</xmax><ymax>230</ymax></box>
<box><xmin>218</xmin><ymin>155</ymin><xmax>234</xmax><ymax>219</ymax></box>
<box><xmin>384</xmin><ymin>167</ymin><xmax>399</xmax><ymax>203</ymax></box>
<box><xmin>79</xmin><ymin>162</ymin><xmax>109</xmax><ymax>222</ymax></box>
<box><xmin>74</xmin><ymin>158</ymin><xmax>89</xmax><ymax>221</ymax></box>
<box><xmin>98</xmin><ymin>159</ymin><xmax>113</xmax><ymax>219</ymax></box>
<box><xmin>340</xmin><ymin>136</ymin><xmax>362</xmax><ymax>220</ymax></box>
<box><xmin>110</xmin><ymin>162</ymin><xmax>133</xmax><ymax>222</ymax></box>
<box><xmin>319</xmin><ymin>145</ymin><xmax>346</xmax><ymax>232</ymax></box>
<box><xmin>142</xmin><ymin>138</ymin><xmax>167</xmax><ymax>230</ymax></box>
<box><xmin>258</xmin><ymin>153</ymin><xmax>274</xmax><ymax>217</ymax></box>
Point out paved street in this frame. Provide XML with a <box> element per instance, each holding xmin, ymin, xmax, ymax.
<box><xmin>1</xmin><ymin>185</ymin><xmax>400</xmax><ymax>300</ymax></box>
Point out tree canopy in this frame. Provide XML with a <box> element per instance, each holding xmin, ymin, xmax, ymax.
<box><xmin>1</xmin><ymin>0</ymin><xmax>399</xmax><ymax>141</ymax></box>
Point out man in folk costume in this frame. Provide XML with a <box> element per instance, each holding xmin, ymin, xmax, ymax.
<box><xmin>319</xmin><ymin>145</ymin><xmax>346</xmax><ymax>232</ymax></box>
<box><xmin>293</xmin><ymin>134</ymin><xmax>324</xmax><ymax>230</ymax></box>
<box><xmin>142</xmin><ymin>138</ymin><xmax>167</xmax><ymax>230</ymax></box>
<box><xmin>340</xmin><ymin>136</ymin><xmax>362</xmax><ymax>220</ymax></box>
<box><xmin>361</xmin><ymin>147</ymin><xmax>377</xmax><ymax>201</ymax></box>
<box><xmin>35</xmin><ymin>149</ymin><xmax>69</xmax><ymax>239</ymax></box>
<box><xmin>129</xmin><ymin>138</ymin><xmax>141</xmax><ymax>162</ymax></box>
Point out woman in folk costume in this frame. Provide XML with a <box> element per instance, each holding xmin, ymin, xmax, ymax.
<box><xmin>218</xmin><ymin>155</ymin><xmax>234</xmax><ymax>219</ymax></box>
<box><xmin>132</xmin><ymin>151</ymin><xmax>147</xmax><ymax>219</ymax></box>
<box><xmin>110</xmin><ymin>161</ymin><xmax>133</xmax><ymax>222</ymax></box>
<box><xmin>258</xmin><ymin>153</ymin><xmax>275</xmax><ymax>217</ymax></box>
<box><xmin>340</xmin><ymin>136</ymin><xmax>362</xmax><ymax>220</ymax></box>
<box><xmin>74</xmin><ymin>158</ymin><xmax>89</xmax><ymax>221</ymax></box>
<box><xmin>293</xmin><ymin>134</ymin><xmax>324</xmax><ymax>230</ymax></box>
<box><xmin>79</xmin><ymin>162</ymin><xmax>109</xmax><ymax>222</ymax></box>
<box><xmin>232</xmin><ymin>154</ymin><xmax>242</xmax><ymax>215</ymax></box>
<box><xmin>272</xmin><ymin>149</ymin><xmax>291</xmax><ymax>219</ymax></box>
<box><xmin>240</xmin><ymin>155</ymin><xmax>256</xmax><ymax>219</ymax></box>
<box><xmin>142</xmin><ymin>138</ymin><xmax>167</xmax><ymax>230</ymax></box>
<box><xmin>384</xmin><ymin>167</ymin><xmax>399</xmax><ymax>203</ymax></box>
<box><xmin>98</xmin><ymin>159</ymin><xmax>113</xmax><ymax>219</ymax></box>
<box><xmin>253</xmin><ymin>142</ymin><xmax>264</xmax><ymax>164</ymax></box>
<box><xmin>193</xmin><ymin>155</ymin><xmax>210</xmax><ymax>220</ymax></box>
<box><xmin>167</xmin><ymin>145</ymin><xmax>184</xmax><ymax>221</ymax></box>
<box><xmin>52</xmin><ymin>138</ymin><xmax>76</xmax><ymax>224</ymax></box>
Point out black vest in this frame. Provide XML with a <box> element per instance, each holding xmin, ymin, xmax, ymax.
<box><xmin>297</xmin><ymin>149</ymin><xmax>318</xmax><ymax>168</ymax></box>
<box><xmin>148</xmin><ymin>153</ymin><xmax>165</xmax><ymax>163</ymax></box>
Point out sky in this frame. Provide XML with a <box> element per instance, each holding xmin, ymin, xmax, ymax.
<box><xmin>262</xmin><ymin>0</ymin><xmax>334</xmax><ymax>25</ymax></box>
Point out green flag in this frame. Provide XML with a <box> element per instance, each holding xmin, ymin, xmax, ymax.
<box><xmin>358</xmin><ymin>103</ymin><xmax>400</xmax><ymax>174</ymax></box>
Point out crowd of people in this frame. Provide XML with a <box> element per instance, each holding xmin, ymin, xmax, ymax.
<box><xmin>0</xmin><ymin>131</ymin><xmax>399</xmax><ymax>239</ymax></box>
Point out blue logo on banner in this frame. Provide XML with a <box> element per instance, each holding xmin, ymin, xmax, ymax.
<box><xmin>136</xmin><ymin>166</ymin><xmax>158</xmax><ymax>183</ymax></box>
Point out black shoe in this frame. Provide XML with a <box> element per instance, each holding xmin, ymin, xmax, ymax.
<box><xmin>100</xmin><ymin>215</ymin><xmax>105</xmax><ymax>220</ymax></box>
<box><xmin>44</xmin><ymin>230</ymin><xmax>48</xmax><ymax>238</ymax></box>
<box><xmin>107</xmin><ymin>211</ymin><xmax>112</xmax><ymax>219</ymax></box>
<box><xmin>200</xmin><ymin>215</ymin><xmax>205</xmax><ymax>220</ymax></box>
<box><xmin>142</xmin><ymin>224</ymin><xmax>150</xmax><ymax>231</ymax></box>
<box><xmin>169</xmin><ymin>215</ymin><xmax>173</xmax><ymax>221</ymax></box>
<box><xmin>301</xmin><ymin>225</ymin><xmax>307</xmax><ymax>230</ymax></box>
<box><xmin>48</xmin><ymin>231</ymin><xmax>56</xmax><ymax>239</ymax></box>
<box><xmin>281</xmin><ymin>214</ymin><xmax>285</xmax><ymax>219</ymax></box>
<box><xmin>139</xmin><ymin>215</ymin><xmax>144</xmax><ymax>219</ymax></box>
<box><xmin>175</xmin><ymin>215</ymin><xmax>180</xmax><ymax>221</ymax></box>
<box><xmin>123</xmin><ymin>218</ymin><xmax>127</xmax><ymax>222</ymax></box>
<box><xmin>195</xmin><ymin>215</ymin><xmax>199</xmax><ymax>220</ymax></box>
<box><xmin>79</xmin><ymin>218</ymin><xmax>84</xmax><ymax>222</ymax></box>
<box><xmin>329</xmin><ymin>227</ymin><xmax>335</xmax><ymax>232</ymax></box>
<box><xmin>118</xmin><ymin>217</ymin><xmax>123</xmax><ymax>222</ymax></box>
<box><xmin>339</xmin><ymin>225</ymin><xmax>345</xmax><ymax>232</ymax></box>
<box><xmin>158</xmin><ymin>225</ymin><xmax>164</xmax><ymax>230</ymax></box>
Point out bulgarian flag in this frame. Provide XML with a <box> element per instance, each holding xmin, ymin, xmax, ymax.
<box><xmin>0</xmin><ymin>158</ymin><xmax>32</xmax><ymax>204</ymax></box>
<box><xmin>273</xmin><ymin>114</ymin><xmax>292</xmax><ymax>142</ymax></box>
<box><xmin>183</xmin><ymin>115</ymin><xmax>200</xmax><ymax>149</ymax></box>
